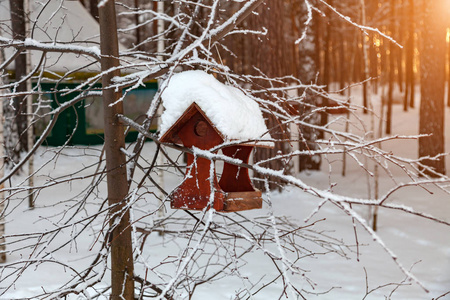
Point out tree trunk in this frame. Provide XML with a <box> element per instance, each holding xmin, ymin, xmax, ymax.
<box><xmin>386</xmin><ymin>0</ymin><xmax>395</xmax><ymax>134</ymax></box>
<box><xmin>9</xmin><ymin>0</ymin><xmax>28</xmax><ymax>163</ymax></box>
<box><xmin>419</xmin><ymin>0</ymin><xmax>446</xmax><ymax>176</ymax></box>
<box><xmin>250</xmin><ymin>0</ymin><xmax>294</xmax><ymax>190</ymax></box>
<box><xmin>338</xmin><ymin>34</ymin><xmax>346</xmax><ymax>94</ymax></box>
<box><xmin>370</xmin><ymin>35</ymin><xmax>379</xmax><ymax>93</ymax></box>
<box><xmin>134</xmin><ymin>0</ymin><xmax>141</xmax><ymax>47</ymax></box>
<box><xmin>98</xmin><ymin>1</ymin><xmax>135</xmax><ymax>299</ymax></box>
<box><xmin>90</xmin><ymin>0</ymin><xmax>99</xmax><ymax>20</ymax></box>
<box><xmin>0</xmin><ymin>50</ymin><xmax>5</xmax><ymax>263</ymax></box>
<box><xmin>314</xmin><ymin>11</ymin><xmax>323</xmax><ymax>84</ymax></box>
<box><xmin>353</xmin><ymin>28</ymin><xmax>362</xmax><ymax>83</ymax></box>
<box><xmin>404</xmin><ymin>0</ymin><xmax>415</xmax><ymax>110</ymax></box>
<box><xmin>407</xmin><ymin>0</ymin><xmax>415</xmax><ymax>108</ymax></box>
<box><xmin>361</xmin><ymin>0</ymin><xmax>369</xmax><ymax>114</ymax></box>
<box><xmin>297</xmin><ymin>1</ymin><xmax>321</xmax><ymax>172</ymax></box>
<box><xmin>321</xmin><ymin>2</ymin><xmax>331</xmax><ymax>137</ymax></box>
<box><xmin>448</xmin><ymin>27</ymin><xmax>450</xmax><ymax>107</ymax></box>
<box><xmin>396</xmin><ymin>0</ymin><xmax>404</xmax><ymax>93</ymax></box>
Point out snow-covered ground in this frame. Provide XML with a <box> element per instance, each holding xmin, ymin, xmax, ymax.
<box><xmin>2</xmin><ymin>86</ymin><xmax>450</xmax><ymax>299</ymax></box>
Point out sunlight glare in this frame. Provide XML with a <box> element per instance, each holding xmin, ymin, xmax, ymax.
<box><xmin>374</xmin><ymin>37</ymin><xmax>381</xmax><ymax>47</ymax></box>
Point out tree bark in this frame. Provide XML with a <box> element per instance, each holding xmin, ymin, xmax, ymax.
<box><xmin>98</xmin><ymin>1</ymin><xmax>135</xmax><ymax>299</ymax></box>
<box><xmin>386</xmin><ymin>0</ymin><xmax>395</xmax><ymax>134</ymax></box>
<box><xmin>249</xmin><ymin>0</ymin><xmax>294</xmax><ymax>190</ymax></box>
<box><xmin>369</xmin><ymin>35</ymin><xmax>378</xmax><ymax>92</ymax></box>
<box><xmin>9</xmin><ymin>0</ymin><xmax>28</xmax><ymax>162</ymax></box>
<box><xmin>403</xmin><ymin>0</ymin><xmax>412</xmax><ymax>111</ymax></box>
<box><xmin>134</xmin><ymin>0</ymin><xmax>141</xmax><ymax>47</ymax></box>
<box><xmin>0</xmin><ymin>50</ymin><xmax>5</xmax><ymax>263</ymax></box>
<box><xmin>396</xmin><ymin>0</ymin><xmax>404</xmax><ymax>93</ymax></box>
<box><xmin>296</xmin><ymin>1</ymin><xmax>321</xmax><ymax>172</ymax></box>
<box><xmin>448</xmin><ymin>27</ymin><xmax>450</xmax><ymax>107</ymax></box>
<box><xmin>407</xmin><ymin>0</ymin><xmax>415</xmax><ymax>108</ymax></box>
<box><xmin>419</xmin><ymin>0</ymin><xmax>446</xmax><ymax>176</ymax></box>
<box><xmin>353</xmin><ymin>28</ymin><xmax>362</xmax><ymax>83</ymax></box>
<box><xmin>360</xmin><ymin>0</ymin><xmax>369</xmax><ymax>114</ymax></box>
<box><xmin>321</xmin><ymin>0</ymin><xmax>331</xmax><ymax>133</ymax></box>
<box><xmin>338</xmin><ymin>34</ymin><xmax>346</xmax><ymax>94</ymax></box>
<box><xmin>90</xmin><ymin>0</ymin><xmax>99</xmax><ymax>20</ymax></box>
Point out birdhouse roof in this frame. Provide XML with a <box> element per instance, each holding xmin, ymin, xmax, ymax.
<box><xmin>159</xmin><ymin>102</ymin><xmax>224</xmax><ymax>144</ymax></box>
<box><xmin>159</xmin><ymin>70</ymin><xmax>273</xmax><ymax>147</ymax></box>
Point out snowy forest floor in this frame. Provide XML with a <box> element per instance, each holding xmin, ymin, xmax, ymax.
<box><xmin>2</xmin><ymin>86</ymin><xmax>450</xmax><ymax>299</ymax></box>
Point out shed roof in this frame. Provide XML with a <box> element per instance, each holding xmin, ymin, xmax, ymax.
<box><xmin>159</xmin><ymin>70</ymin><xmax>273</xmax><ymax>146</ymax></box>
<box><xmin>0</xmin><ymin>0</ymin><xmax>126</xmax><ymax>75</ymax></box>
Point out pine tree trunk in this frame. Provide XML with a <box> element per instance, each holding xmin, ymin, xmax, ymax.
<box><xmin>370</xmin><ymin>35</ymin><xmax>379</xmax><ymax>92</ymax></box>
<box><xmin>98</xmin><ymin>2</ymin><xmax>135</xmax><ymax>299</ymax></box>
<box><xmin>338</xmin><ymin>33</ymin><xmax>346</xmax><ymax>94</ymax></box>
<box><xmin>448</xmin><ymin>28</ymin><xmax>450</xmax><ymax>107</ymax></box>
<box><xmin>404</xmin><ymin>0</ymin><xmax>415</xmax><ymax>110</ymax></box>
<box><xmin>408</xmin><ymin>0</ymin><xmax>415</xmax><ymax>108</ymax></box>
<box><xmin>353</xmin><ymin>29</ymin><xmax>362</xmax><ymax>83</ymax></box>
<box><xmin>249</xmin><ymin>0</ymin><xmax>293</xmax><ymax>190</ymax></box>
<box><xmin>314</xmin><ymin>12</ymin><xmax>323</xmax><ymax>84</ymax></box>
<box><xmin>321</xmin><ymin>3</ymin><xmax>331</xmax><ymax>137</ymax></box>
<box><xmin>396</xmin><ymin>0</ymin><xmax>404</xmax><ymax>93</ymax></box>
<box><xmin>361</xmin><ymin>0</ymin><xmax>369</xmax><ymax>114</ymax></box>
<box><xmin>386</xmin><ymin>0</ymin><xmax>395</xmax><ymax>134</ymax></box>
<box><xmin>419</xmin><ymin>0</ymin><xmax>446</xmax><ymax>176</ymax></box>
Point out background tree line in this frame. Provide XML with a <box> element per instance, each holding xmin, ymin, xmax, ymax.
<box><xmin>7</xmin><ymin>0</ymin><xmax>447</xmax><ymax>181</ymax></box>
<box><xmin>93</xmin><ymin>0</ymin><xmax>448</xmax><ymax>178</ymax></box>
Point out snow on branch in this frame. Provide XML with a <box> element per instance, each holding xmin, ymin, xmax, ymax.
<box><xmin>0</xmin><ymin>37</ymin><xmax>101</xmax><ymax>61</ymax></box>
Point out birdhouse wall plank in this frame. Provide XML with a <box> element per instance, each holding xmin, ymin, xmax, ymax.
<box><xmin>219</xmin><ymin>146</ymin><xmax>255</xmax><ymax>193</ymax></box>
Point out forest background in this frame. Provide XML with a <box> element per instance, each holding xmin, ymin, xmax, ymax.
<box><xmin>0</xmin><ymin>0</ymin><xmax>450</xmax><ymax>299</ymax></box>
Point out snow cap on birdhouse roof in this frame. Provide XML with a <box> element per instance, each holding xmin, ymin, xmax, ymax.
<box><xmin>159</xmin><ymin>70</ymin><xmax>273</xmax><ymax>147</ymax></box>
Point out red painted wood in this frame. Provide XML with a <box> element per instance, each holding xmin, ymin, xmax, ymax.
<box><xmin>171</xmin><ymin>153</ymin><xmax>225</xmax><ymax>211</ymax></box>
<box><xmin>159</xmin><ymin>103</ymin><xmax>224</xmax><ymax>144</ymax></box>
<box><xmin>171</xmin><ymin>111</ymin><xmax>225</xmax><ymax>211</ymax></box>
<box><xmin>219</xmin><ymin>146</ymin><xmax>255</xmax><ymax>192</ymax></box>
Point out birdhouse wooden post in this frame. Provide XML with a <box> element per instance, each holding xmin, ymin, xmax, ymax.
<box><xmin>160</xmin><ymin>103</ymin><xmax>268</xmax><ymax>212</ymax></box>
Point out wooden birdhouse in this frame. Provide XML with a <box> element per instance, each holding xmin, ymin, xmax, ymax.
<box><xmin>159</xmin><ymin>70</ymin><xmax>273</xmax><ymax>212</ymax></box>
